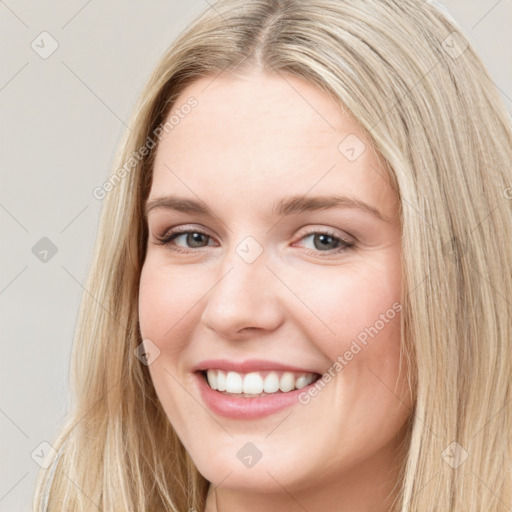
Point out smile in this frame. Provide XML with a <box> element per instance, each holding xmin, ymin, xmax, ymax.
<box><xmin>204</xmin><ymin>369</ymin><xmax>320</xmax><ymax>397</ymax></box>
<box><xmin>192</xmin><ymin>359</ymin><xmax>323</xmax><ymax>418</ymax></box>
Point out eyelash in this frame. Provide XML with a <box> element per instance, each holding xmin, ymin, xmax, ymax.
<box><xmin>154</xmin><ymin>227</ymin><xmax>355</xmax><ymax>257</ymax></box>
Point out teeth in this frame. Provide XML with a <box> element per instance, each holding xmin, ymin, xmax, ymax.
<box><xmin>295</xmin><ymin>375</ymin><xmax>312</xmax><ymax>389</ymax></box>
<box><xmin>243</xmin><ymin>372</ymin><xmax>264</xmax><ymax>394</ymax></box>
<box><xmin>225</xmin><ymin>371</ymin><xmax>243</xmax><ymax>393</ymax></box>
<box><xmin>263</xmin><ymin>372</ymin><xmax>280</xmax><ymax>393</ymax></box>
<box><xmin>207</xmin><ymin>369</ymin><xmax>217</xmax><ymax>389</ymax></box>
<box><xmin>279</xmin><ymin>372</ymin><xmax>295</xmax><ymax>392</ymax></box>
<box><xmin>205</xmin><ymin>369</ymin><xmax>317</xmax><ymax>396</ymax></box>
<box><xmin>216</xmin><ymin>370</ymin><xmax>226</xmax><ymax>391</ymax></box>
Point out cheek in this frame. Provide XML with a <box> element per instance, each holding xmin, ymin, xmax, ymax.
<box><xmin>280</xmin><ymin>258</ymin><xmax>402</xmax><ymax>361</ymax></box>
<box><xmin>138</xmin><ymin>258</ymin><xmax>207</xmax><ymax>421</ymax></box>
<box><xmin>138</xmin><ymin>257</ymin><xmax>206</xmax><ymax>354</ymax></box>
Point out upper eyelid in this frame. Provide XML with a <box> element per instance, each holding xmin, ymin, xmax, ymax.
<box><xmin>157</xmin><ymin>224</ymin><xmax>216</xmax><ymax>240</ymax></box>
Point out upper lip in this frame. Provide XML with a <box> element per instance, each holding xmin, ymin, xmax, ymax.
<box><xmin>193</xmin><ymin>358</ymin><xmax>321</xmax><ymax>375</ymax></box>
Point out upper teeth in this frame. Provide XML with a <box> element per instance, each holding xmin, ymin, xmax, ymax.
<box><xmin>206</xmin><ymin>369</ymin><xmax>317</xmax><ymax>395</ymax></box>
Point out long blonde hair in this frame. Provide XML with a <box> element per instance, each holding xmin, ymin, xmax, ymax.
<box><xmin>33</xmin><ymin>0</ymin><xmax>512</xmax><ymax>510</ymax></box>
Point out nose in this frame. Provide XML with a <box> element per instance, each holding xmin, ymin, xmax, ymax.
<box><xmin>200</xmin><ymin>252</ymin><xmax>285</xmax><ymax>339</ymax></box>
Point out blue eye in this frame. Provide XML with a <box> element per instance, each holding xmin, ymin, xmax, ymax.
<box><xmin>166</xmin><ymin>231</ymin><xmax>211</xmax><ymax>248</ymax></box>
<box><xmin>156</xmin><ymin>230</ymin><xmax>214</xmax><ymax>253</ymax></box>
<box><xmin>298</xmin><ymin>232</ymin><xmax>354</xmax><ymax>253</ymax></box>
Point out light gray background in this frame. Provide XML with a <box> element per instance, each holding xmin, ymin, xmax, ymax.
<box><xmin>1</xmin><ymin>1</ymin><xmax>511</xmax><ymax>510</ymax></box>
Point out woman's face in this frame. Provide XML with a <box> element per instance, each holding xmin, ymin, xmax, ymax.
<box><xmin>138</xmin><ymin>71</ymin><xmax>412</xmax><ymax>507</ymax></box>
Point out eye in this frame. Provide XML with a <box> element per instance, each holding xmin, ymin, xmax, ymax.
<box><xmin>154</xmin><ymin>227</ymin><xmax>215</xmax><ymax>253</ymax></box>
<box><xmin>293</xmin><ymin>229</ymin><xmax>355</xmax><ymax>256</ymax></box>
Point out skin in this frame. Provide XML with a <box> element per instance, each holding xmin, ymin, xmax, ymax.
<box><xmin>138</xmin><ymin>70</ymin><xmax>413</xmax><ymax>512</ymax></box>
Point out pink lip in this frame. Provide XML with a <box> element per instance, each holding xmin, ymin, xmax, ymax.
<box><xmin>194</xmin><ymin>371</ymin><xmax>321</xmax><ymax>420</ymax></box>
<box><xmin>192</xmin><ymin>358</ymin><xmax>318</xmax><ymax>374</ymax></box>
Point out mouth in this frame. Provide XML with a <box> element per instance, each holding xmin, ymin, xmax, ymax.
<box><xmin>198</xmin><ymin>369</ymin><xmax>322</xmax><ymax>398</ymax></box>
<box><xmin>192</xmin><ymin>358</ymin><xmax>325</xmax><ymax>418</ymax></box>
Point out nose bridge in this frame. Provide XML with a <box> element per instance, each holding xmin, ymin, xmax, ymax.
<box><xmin>215</xmin><ymin>233</ymin><xmax>273</xmax><ymax>299</ymax></box>
<box><xmin>200</xmin><ymin>238</ymin><xmax>284</xmax><ymax>336</ymax></box>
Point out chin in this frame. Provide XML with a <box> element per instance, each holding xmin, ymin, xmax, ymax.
<box><xmin>190</xmin><ymin>442</ymin><xmax>317</xmax><ymax>494</ymax></box>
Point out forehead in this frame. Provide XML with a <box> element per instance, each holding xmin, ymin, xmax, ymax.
<box><xmin>150</xmin><ymin>72</ymin><xmax>396</xmax><ymax>215</ymax></box>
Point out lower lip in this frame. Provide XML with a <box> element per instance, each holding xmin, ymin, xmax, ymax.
<box><xmin>194</xmin><ymin>372</ymin><xmax>317</xmax><ymax>420</ymax></box>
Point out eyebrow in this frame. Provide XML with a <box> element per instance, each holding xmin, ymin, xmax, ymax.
<box><xmin>144</xmin><ymin>194</ymin><xmax>392</xmax><ymax>222</ymax></box>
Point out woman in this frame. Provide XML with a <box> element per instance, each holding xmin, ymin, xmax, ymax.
<box><xmin>33</xmin><ymin>0</ymin><xmax>512</xmax><ymax>510</ymax></box>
